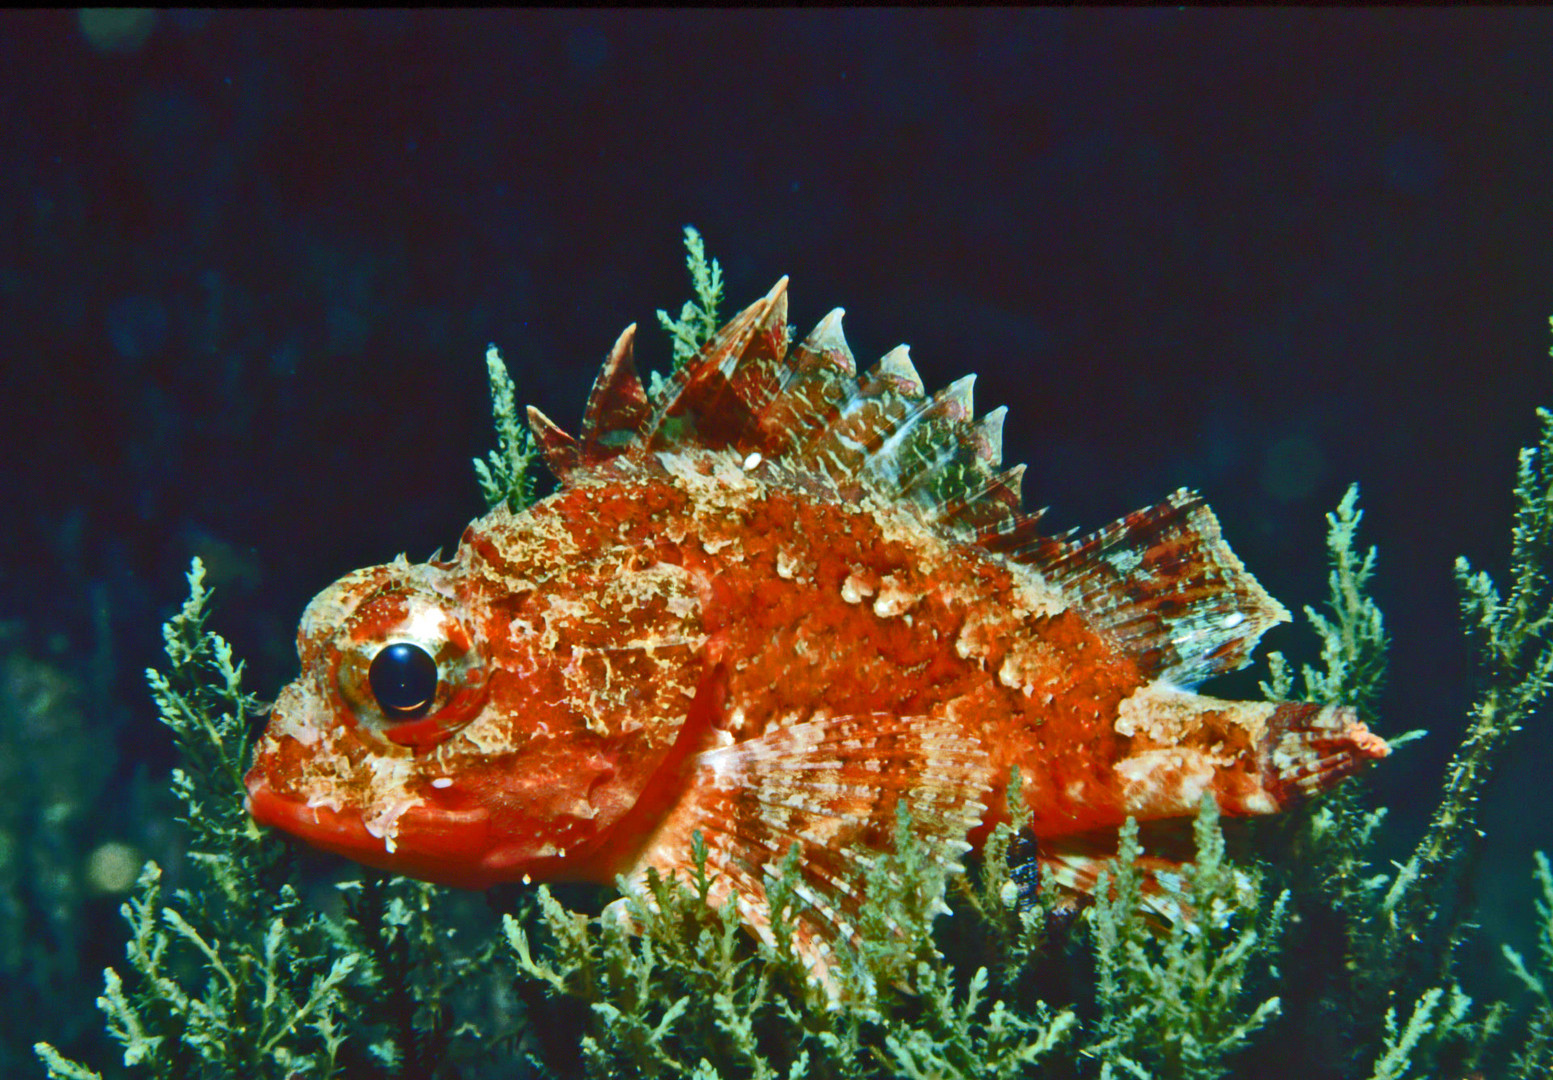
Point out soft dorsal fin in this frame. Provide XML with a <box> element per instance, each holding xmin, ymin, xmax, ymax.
<box><xmin>1026</xmin><ymin>490</ymin><xmax>1291</xmax><ymax>686</ymax></box>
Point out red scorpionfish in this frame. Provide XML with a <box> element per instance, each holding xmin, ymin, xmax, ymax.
<box><xmin>246</xmin><ymin>278</ymin><xmax>1389</xmax><ymax>971</ymax></box>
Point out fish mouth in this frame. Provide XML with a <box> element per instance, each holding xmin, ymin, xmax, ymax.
<box><xmin>244</xmin><ymin>772</ymin><xmax>503</xmax><ymax>889</ymax></box>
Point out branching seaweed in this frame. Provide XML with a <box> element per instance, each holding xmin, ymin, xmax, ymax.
<box><xmin>1260</xmin><ymin>483</ymin><xmax>1397</xmax><ymax>924</ymax></box>
<box><xmin>36</xmin><ymin>559</ymin><xmax>362</xmax><ymax>1078</ymax></box>
<box><xmin>1382</xmin><ymin>407</ymin><xmax>1553</xmax><ymax>961</ymax></box>
<box><xmin>474</xmin><ymin>343</ymin><xmax>539</xmax><ymax>513</ymax></box>
<box><xmin>505</xmin><ymin>808</ymin><xmax>1077</xmax><ymax>1080</ymax></box>
<box><xmin>656</xmin><ymin>226</ymin><xmax>725</xmax><ymax>375</ymax></box>
<box><xmin>1365</xmin><ymin>984</ymin><xmax>1474</xmax><ymax>1080</ymax></box>
<box><xmin>1504</xmin><ymin>851</ymin><xmax>1553</xmax><ymax>1078</ymax></box>
<box><xmin>1083</xmin><ymin>799</ymin><xmax>1286</xmax><ymax>1080</ymax></box>
<box><xmin>1261</xmin><ymin>483</ymin><xmax>1390</xmax><ymax>718</ymax></box>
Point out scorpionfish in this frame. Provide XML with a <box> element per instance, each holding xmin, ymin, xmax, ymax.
<box><xmin>245</xmin><ymin>278</ymin><xmax>1389</xmax><ymax>964</ymax></box>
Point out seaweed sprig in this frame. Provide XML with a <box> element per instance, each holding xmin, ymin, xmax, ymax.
<box><xmin>1380</xmin><ymin>406</ymin><xmax>1553</xmax><ymax>988</ymax></box>
<box><xmin>1504</xmin><ymin>851</ymin><xmax>1553</xmax><ymax>1078</ymax></box>
<box><xmin>1083</xmin><ymin>798</ymin><xmax>1287</xmax><ymax>1080</ymax></box>
<box><xmin>1261</xmin><ymin>483</ymin><xmax>1390</xmax><ymax>718</ymax></box>
<box><xmin>505</xmin><ymin>807</ymin><xmax>1078</xmax><ymax>1080</ymax></box>
<box><xmin>1260</xmin><ymin>483</ymin><xmax>1398</xmax><ymax>917</ymax></box>
<box><xmin>474</xmin><ymin>343</ymin><xmax>539</xmax><ymax>513</ymax></box>
<box><xmin>656</xmin><ymin>225</ymin><xmax>725</xmax><ymax>375</ymax></box>
<box><xmin>35</xmin><ymin>559</ymin><xmax>362</xmax><ymax>1079</ymax></box>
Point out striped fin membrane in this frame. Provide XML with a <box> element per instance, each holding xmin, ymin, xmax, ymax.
<box><xmin>526</xmin><ymin>277</ymin><xmax>1031</xmax><ymax>544</ymax></box>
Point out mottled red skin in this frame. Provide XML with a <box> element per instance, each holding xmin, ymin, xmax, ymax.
<box><xmin>247</xmin><ymin>444</ymin><xmax>1381</xmax><ymax>896</ymax></box>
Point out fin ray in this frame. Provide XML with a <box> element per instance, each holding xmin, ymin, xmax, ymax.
<box><xmin>577</xmin><ymin>324</ymin><xmax>651</xmax><ymax>465</ymax></box>
<box><xmin>525</xmin><ymin>405</ymin><xmax>579</xmax><ymax>481</ymax></box>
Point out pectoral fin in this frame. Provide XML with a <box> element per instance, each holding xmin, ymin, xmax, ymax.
<box><xmin>621</xmin><ymin>711</ymin><xmax>993</xmax><ymax>985</ymax></box>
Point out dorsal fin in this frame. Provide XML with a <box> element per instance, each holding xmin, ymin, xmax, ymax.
<box><xmin>525</xmin><ymin>404</ymin><xmax>578</xmax><ymax>481</ymax></box>
<box><xmin>1025</xmin><ymin>490</ymin><xmax>1291</xmax><ymax>686</ymax></box>
<box><xmin>646</xmin><ymin>276</ymin><xmax>793</xmax><ymax>452</ymax></box>
<box><xmin>533</xmin><ymin>279</ymin><xmax>1033</xmax><ymax>545</ymax></box>
<box><xmin>526</xmin><ymin>324</ymin><xmax>652</xmax><ymax>483</ymax></box>
<box><xmin>578</xmin><ymin>324</ymin><xmax>652</xmax><ymax>462</ymax></box>
<box><xmin>534</xmin><ymin>281</ymin><xmax>1288</xmax><ymax>686</ymax></box>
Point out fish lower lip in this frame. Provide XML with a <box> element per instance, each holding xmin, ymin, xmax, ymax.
<box><xmin>244</xmin><ymin>774</ymin><xmax>497</xmax><ymax>888</ymax></box>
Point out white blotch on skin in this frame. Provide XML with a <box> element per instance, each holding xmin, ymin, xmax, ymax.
<box><xmin>871</xmin><ymin>574</ymin><xmax>918</xmax><ymax>618</ymax></box>
<box><xmin>840</xmin><ymin>572</ymin><xmax>874</xmax><ymax>605</ymax></box>
<box><xmin>776</xmin><ymin>548</ymin><xmax>798</xmax><ymax>580</ymax></box>
<box><xmin>1104</xmin><ymin>548</ymin><xmax>1143</xmax><ymax>576</ymax></box>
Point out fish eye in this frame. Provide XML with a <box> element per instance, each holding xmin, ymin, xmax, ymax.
<box><xmin>368</xmin><ymin>642</ymin><xmax>439</xmax><ymax>720</ymax></box>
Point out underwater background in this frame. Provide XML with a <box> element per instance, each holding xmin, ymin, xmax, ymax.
<box><xmin>4</xmin><ymin>9</ymin><xmax>1553</xmax><ymax>1076</ymax></box>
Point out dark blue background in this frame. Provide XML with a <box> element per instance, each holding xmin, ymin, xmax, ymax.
<box><xmin>3</xmin><ymin>9</ymin><xmax>1551</xmax><ymax>987</ymax></box>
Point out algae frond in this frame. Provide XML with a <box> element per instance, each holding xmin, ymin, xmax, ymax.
<box><xmin>506</xmin><ymin>798</ymin><xmax>1078</xmax><ymax>1080</ymax></box>
<box><xmin>1504</xmin><ymin>851</ymin><xmax>1553</xmax><ymax>1077</ymax></box>
<box><xmin>474</xmin><ymin>342</ymin><xmax>540</xmax><ymax>513</ymax></box>
<box><xmin>1084</xmin><ymin>801</ymin><xmax>1286</xmax><ymax>1080</ymax></box>
<box><xmin>655</xmin><ymin>225</ymin><xmax>726</xmax><ymax>377</ymax></box>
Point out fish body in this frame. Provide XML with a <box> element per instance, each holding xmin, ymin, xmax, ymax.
<box><xmin>246</xmin><ymin>279</ymin><xmax>1387</xmax><ymax>956</ymax></box>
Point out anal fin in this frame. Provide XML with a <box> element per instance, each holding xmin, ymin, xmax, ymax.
<box><xmin>1024</xmin><ymin>828</ymin><xmax>1255</xmax><ymax>928</ymax></box>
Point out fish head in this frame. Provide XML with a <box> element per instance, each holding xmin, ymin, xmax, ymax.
<box><xmin>244</xmin><ymin>539</ymin><xmax>710</xmax><ymax>889</ymax></box>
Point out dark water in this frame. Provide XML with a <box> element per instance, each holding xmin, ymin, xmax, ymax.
<box><xmin>3</xmin><ymin>9</ymin><xmax>1552</xmax><ymax>1074</ymax></box>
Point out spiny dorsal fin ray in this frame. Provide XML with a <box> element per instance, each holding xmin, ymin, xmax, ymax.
<box><xmin>577</xmin><ymin>323</ymin><xmax>651</xmax><ymax>465</ymax></box>
<box><xmin>926</xmin><ymin>463</ymin><xmax>1029</xmax><ymax>535</ymax></box>
<box><xmin>858</xmin><ymin>373</ymin><xmax>972</xmax><ymax>491</ymax></box>
<box><xmin>875</xmin><ymin>344</ymin><xmax>925</xmax><ymax>394</ymax></box>
<box><xmin>774</xmin><ymin>345</ymin><xmax>975</xmax><ymax>508</ymax></box>
<box><xmin>645</xmin><ymin>276</ymin><xmax>791</xmax><ymax>452</ymax></box>
<box><xmin>1027</xmin><ymin>490</ymin><xmax>1291</xmax><ymax>687</ymax></box>
<box><xmin>630</xmin><ymin>712</ymin><xmax>991</xmax><ymax>978</ymax></box>
<box><xmin>869</xmin><ymin>376</ymin><xmax>1012</xmax><ymax>517</ymax></box>
<box><xmin>746</xmin><ymin>306</ymin><xmax>857</xmax><ymax>460</ymax></box>
<box><xmin>525</xmin><ymin>405</ymin><xmax>579</xmax><ymax>481</ymax></box>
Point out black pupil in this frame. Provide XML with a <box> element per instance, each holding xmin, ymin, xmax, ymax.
<box><xmin>368</xmin><ymin>642</ymin><xmax>438</xmax><ymax>720</ymax></box>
